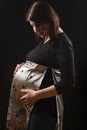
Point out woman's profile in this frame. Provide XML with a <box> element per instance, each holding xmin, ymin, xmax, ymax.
<box><xmin>6</xmin><ymin>1</ymin><xmax>75</xmax><ymax>130</ymax></box>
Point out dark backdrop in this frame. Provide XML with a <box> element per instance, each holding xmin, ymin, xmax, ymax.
<box><xmin>0</xmin><ymin>0</ymin><xmax>86</xmax><ymax>130</ymax></box>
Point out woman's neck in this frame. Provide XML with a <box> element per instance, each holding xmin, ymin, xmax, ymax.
<box><xmin>43</xmin><ymin>27</ymin><xmax>63</xmax><ymax>44</ymax></box>
<box><xmin>57</xmin><ymin>27</ymin><xmax>63</xmax><ymax>35</ymax></box>
<box><xmin>44</xmin><ymin>36</ymin><xmax>51</xmax><ymax>43</ymax></box>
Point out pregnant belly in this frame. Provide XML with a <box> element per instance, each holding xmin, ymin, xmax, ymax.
<box><xmin>6</xmin><ymin>61</ymin><xmax>47</xmax><ymax>129</ymax></box>
<box><xmin>12</xmin><ymin>61</ymin><xmax>47</xmax><ymax>100</ymax></box>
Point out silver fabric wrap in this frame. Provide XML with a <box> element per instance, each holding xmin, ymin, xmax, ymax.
<box><xmin>6</xmin><ymin>61</ymin><xmax>63</xmax><ymax>130</ymax></box>
<box><xmin>52</xmin><ymin>68</ymin><xmax>64</xmax><ymax>130</ymax></box>
<box><xmin>6</xmin><ymin>61</ymin><xmax>47</xmax><ymax>130</ymax></box>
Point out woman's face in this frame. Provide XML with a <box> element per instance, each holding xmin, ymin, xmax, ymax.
<box><xmin>29</xmin><ymin>20</ymin><xmax>50</xmax><ymax>38</ymax></box>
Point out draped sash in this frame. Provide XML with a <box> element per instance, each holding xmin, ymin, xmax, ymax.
<box><xmin>6</xmin><ymin>61</ymin><xmax>63</xmax><ymax>130</ymax></box>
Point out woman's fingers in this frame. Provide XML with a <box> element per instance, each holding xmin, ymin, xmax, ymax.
<box><xmin>13</xmin><ymin>64</ymin><xmax>21</xmax><ymax>74</ymax></box>
<box><xmin>20</xmin><ymin>89</ymin><xmax>37</xmax><ymax>108</ymax></box>
<box><xmin>13</xmin><ymin>62</ymin><xmax>25</xmax><ymax>74</ymax></box>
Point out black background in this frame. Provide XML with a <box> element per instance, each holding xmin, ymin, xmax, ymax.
<box><xmin>0</xmin><ymin>0</ymin><xmax>86</xmax><ymax>130</ymax></box>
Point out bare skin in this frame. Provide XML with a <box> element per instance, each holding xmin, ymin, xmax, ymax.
<box><xmin>20</xmin><ymin>85</ymin><xmax>58</xmax><ymax>109</ymax></box>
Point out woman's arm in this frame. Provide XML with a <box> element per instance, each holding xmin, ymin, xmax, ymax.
<box><xmin>53</xmin><ymin>34</ymin><xmax>76</xmax><ymax>94</ymax></box>
<box><xmin>20</xmin><ymin>85</ymin><xmax>58</xmax><ymax>108</ymax></box>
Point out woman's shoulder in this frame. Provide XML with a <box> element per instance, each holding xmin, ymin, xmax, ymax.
<box><xmin>52</xmin><ymin>31</ymin><xmax>73</xmax><ymax>50</ymax></box>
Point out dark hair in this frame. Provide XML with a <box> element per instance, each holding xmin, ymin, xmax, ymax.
<box><xmin>26</xmin><ymin>1</ymin><xmax>60</xmax><ymax>37</ymax></box>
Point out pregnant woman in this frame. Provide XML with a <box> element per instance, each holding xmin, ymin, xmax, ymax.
<box><xmin>6</xmin><ymin>1</ymin><xmax>75</xmax><ymax>130</ymax></box>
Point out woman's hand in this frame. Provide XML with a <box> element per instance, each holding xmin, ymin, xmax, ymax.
<box><xmin>13</xmin><ymin>62</ymin><xmax>25</xmax><ymax>74</ymax></box>
<box><xmin>20</xmin><ymin>89</ymin><xmax>38</xmax><ymax>109</ymax></box>
<box><xmin>20</xmin><ymin>85</ymin><xmax>58</xmax><ymax>110</ymax></box>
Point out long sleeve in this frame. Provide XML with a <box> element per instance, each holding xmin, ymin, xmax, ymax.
<box><xmin>53</xmin><ymin>34</ymin><xmax>76</xmax><ymax>94</ymax></box>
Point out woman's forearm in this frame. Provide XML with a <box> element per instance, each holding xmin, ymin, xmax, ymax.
<box><xmin>20</xmin><ymin>85</ymin><xmax>59</xmax><ymax>107</ymax></box>
<box><xmin>36</xmin><ymin>85</ymin><xmax>58</xmax><ymax>100</ymax></box>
